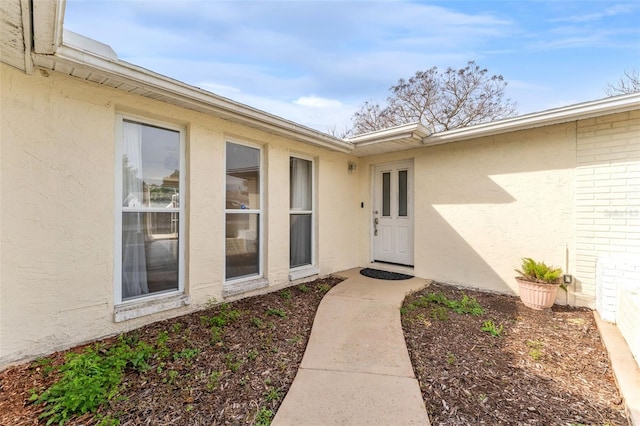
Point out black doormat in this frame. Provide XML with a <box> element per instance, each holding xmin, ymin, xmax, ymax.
<box><xmin>360</xmin><ymin>268</ymin><xmax>413</xmax><ymax>280</ymax></box>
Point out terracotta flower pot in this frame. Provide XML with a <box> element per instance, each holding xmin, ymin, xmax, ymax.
<box><xmin>516</xmin><ymin>277</ymin><xmax>559</xmax><ymax>310</ymax></box>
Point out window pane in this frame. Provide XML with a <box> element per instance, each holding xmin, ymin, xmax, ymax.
<box><xmin>122</xmin><ymin>212</ymin><xmax>179</xmax><ymax>300</ymax></box>
<box><xmin>290</xmin><ymin>158</ymin><xmax>312</xmax><ymax>211</ymax></box>
<box><xmin>382</xmin><ymin>172</ymin><xmax>391</xmax><ymax>217</ymax></box>
<box><xmin>226</xmin><ymin>213</ymin><xmax>260</xmax><ymax>279</ymax></box>
<box><xmin>398</xmin><ymin>170</ymin><xmax>408</xmax><ymax>217</ymax></box>
<box><xmin>226</xmin><ymin>143</ymin><xmax>260</xmax><ymax>210</ymax></box>
<box><xmin>290</xmin><ymin>214</ymin><xmax>312</xmax><ymax>268</ymax></box>
<box><xmin>122</xmin><ymin>120</ymin><xmax>180</xmax><ymax>208</ymax></box>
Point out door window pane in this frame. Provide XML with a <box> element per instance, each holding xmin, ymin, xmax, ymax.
<box><xmin>382</xmin><ymin>172</ymin><xmax>391</xmax><ymax>217</ymax></box>
<box><xmin>290</xmin><ymin>214</ymin><xmax>312</xmax><ymax>268</ymax></box>
<box><xmin>226</xmin><ymin>213</ymin><xmax>260</xmax><ymax>279</ymax></box>
<box><xmin>226</xmin><ymin>143</ymin><xmax>260</xmax><ymax>210</ymax></box>
<box><xmin>398</xmin><ymin>170</ymin><xmax>408</xmax><ymax>217</ymax></box>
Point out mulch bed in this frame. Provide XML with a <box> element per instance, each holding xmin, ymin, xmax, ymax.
<box><xmin>0</xmin><ymin>276</ymin><xmax>342</xmax><ymax>426</ymax></box>
<box><xmin>0</xmin><ymin>277</ymin><xmax>630</xmax><ymax>425</ymax></box>
<box><xmin>402</xmin><ymin>281</ymin><xmax>629</xmax><ymax>425</ymax></box>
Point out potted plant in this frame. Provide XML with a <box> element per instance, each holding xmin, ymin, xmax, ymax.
<box><xmin>515</xmin><ymin>257</ymin><xmax>565</xmax><ymax>310</ymax></box>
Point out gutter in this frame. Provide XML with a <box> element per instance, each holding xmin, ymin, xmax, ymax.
<box><xmin>346</xmin><ymin>122</ymin><xmax>432</xmax><ymax>146</ymax></box>
<box><xmin>426</xmin><ymin>93</ymin><xmax>640</xmax><ymax>144</ymax></box>
<box><xmin>33</xmin><ymin>31</ymin><xmax>353</xmax><ymax>154</ymax></box>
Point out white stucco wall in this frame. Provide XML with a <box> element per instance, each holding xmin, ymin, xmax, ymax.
<box><xmin>0</xmin><ymin>64</ymin><xmax>360</xmax><ymax>366</ymax></box>
<box><xmin>359</xmin><ymin>124</ymin><xmax>577</xmax><ymax>301</ymax></box>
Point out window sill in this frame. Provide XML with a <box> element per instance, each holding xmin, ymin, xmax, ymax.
<box><xmin>114</xmin><ymin>293</ymin><xmax>191</xmax><ymax>323</ymax></box>
<box><xmin>223</xmin><ymin>277</ymin><xmax>269</xmax><ymax>298</ymax></box>
<box><xmin>289</xmin><ymin>267</ymin><xmax>320</xmax><ymax>281</ymax></box>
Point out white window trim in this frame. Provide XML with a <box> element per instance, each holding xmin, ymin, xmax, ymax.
<box><xmin>289</xmin><ymin>154</ymin><xmax>317</xmax><ymax>280</ymax></box>
<box><xmin>224</xmin><ymin>139</ymin><xmax>265</xmax><ymax>286</ymax></box>
<box><xmin>113</xmin><ymin>113</ymin><xmax>186</xmax><ymax>310</ymax></box>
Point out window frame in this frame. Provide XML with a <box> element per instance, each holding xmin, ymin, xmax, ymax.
<box><xmin>224</xmin><ymin>139</ymin><xmax>264</xmax><ymax>284</ymax></box>
<box><xmin>113</xmin><ymin>114</ymin><xmax>186</xmax><ymax>306</ymax></box>
<box><xmin>289</xmin><ymin>154</ymin><xmax>318</xmax><ymax>279</ymax></box>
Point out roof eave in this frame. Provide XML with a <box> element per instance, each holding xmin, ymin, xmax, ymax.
<box><xmin>31</xmin><ymin>0</ymin><xmax>65</xmax><ymax>54</ymax></box>
<box><xmin>32</xmin><ymin>32</ymin><xmax>353</xmax><ymax>154</ymax></box>
<box><xmin>425</xmin><ymin>93</ymin><xmax>640</xmax><ymax>145</ymax></box>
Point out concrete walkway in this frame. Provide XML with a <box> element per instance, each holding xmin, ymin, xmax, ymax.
<box><xmin>272</xmin><ymin>268</ymin><xmax>431</xmax><ymax>425</ymax></box>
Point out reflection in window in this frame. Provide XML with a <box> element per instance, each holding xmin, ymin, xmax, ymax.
<box><xmin>226</xmin><ymin>142</ymin><xmax>261</xmax><ymax>280</ymax></box>
<box><xmin>290</xmin><ymin>157</ymin><xmax>313</xmax><ymax>268</ymax></box>
<box><xmin>382</xmin><ymin>172</ymin><xmax>391</xmax><ymax>217</ymax></box>
<box><xmin>120</xmin><ymin>120</ymin><xmax>181</xmax><ymax>301</ymax></box>
<box><xmin>399</xmin><ymin>170</ymin><xmax>408</xmax><ymax>217</ymax></box>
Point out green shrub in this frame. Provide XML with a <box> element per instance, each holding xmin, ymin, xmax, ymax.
<box><xmin>515</xmin><ymin>257</ymin><xmax>562</xmax><ymax>284</ymax></box>
<box><xmin>30</xmin><ymin>338</ymin><xmax>152</xmax><ymax>425</ymax></box>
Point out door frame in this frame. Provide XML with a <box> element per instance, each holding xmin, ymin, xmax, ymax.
<box><xmin>370</xmin><ymin>159</ymin><xmax>414</xmax><ymax>266</ymax></box>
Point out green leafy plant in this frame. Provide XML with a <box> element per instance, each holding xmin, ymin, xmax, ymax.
<box><xmin>446</xmin><ymin>352</ymin><xmax>456</xmax><ymax>365</ymax></box>
<box><xmin>526</xmin><ymin>339</ymin><xmax>545</xmax><ymax>360</ymax></box>
<box><xmin>207</xmin><ymin>371</ymin><xmax>222</xmax><ymax>390</ymax></box>
<box><xmin>481</xmin><ymin>320</ymin><xmax>504</xmax><ymax>337</ymax></box>
<box><xmin>30</xmin><ymin>338</ymin><xmax>153</xmax><ymax>425</ymax></box>
<box><xmin>266</xmin><ymin>308</ymin><xmax>287</xmax><ymax>318</ymax></box>
<box><xmin>279</xmin><ymin>289</ymin><xmax>292</xmax><ymax>300</ymax></box>
<box><xmin>297</xmin><ymin>284</ymin><xmax>310</xmax><ymax>293</ymax></box>
<box><xmin>406</xmin><ymin>292</ymin><xmax>484</xmax><ymax>316</ymax></box>
<box><xmin>318</xmin><ymin>284</ymin><xmax>332</xmax><ymax>293</ymax></box>
<box><xmin>515</xmin><ymin>257</ymin><xmax>563</xmax><ymax>286</ymax></box>
<box><xmin>429</xmin><ymin>306</ymin><xmax>449</xmax><ymax>321</ymax></box>
<box><xmin>251</xmin><ymin>317</ymin><xmax>266</xmax><ymax>329</ymax></box>
<box><xmin>264</xmin><ymin>387</ymin><xmax>281</xmax><ymax>401</ymax></box>
<box><xmin>255</xmin><ymin>407</ymin><xmax>274</xmax><ymax>426</ymax></box>
<box><xmin>173</xmin><ymin>348</ymin><xmax>200</xmax><ymax>362</ymax></box>
<box><xmin>224</xmin><ymin>353</ymin><xmax>242</xmax><ymax>373</ymax></box>
<box><xmin>32</xmin><ymin>357</ymin><xmax>57</xmax><ymax>378</ymax></box>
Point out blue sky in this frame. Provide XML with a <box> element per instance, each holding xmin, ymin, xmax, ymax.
<box><xmin>64</xmin><ymin>0</ymin><xmax>640</xmax><ymax>133</ymax></box>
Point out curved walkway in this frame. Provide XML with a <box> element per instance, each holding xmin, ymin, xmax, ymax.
<box><xmin>273</xmin><ymin>268</ymin><xmax>431</xmax><ymax>425</ymax></box>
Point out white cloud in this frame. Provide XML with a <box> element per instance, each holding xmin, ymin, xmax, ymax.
<box><xmin>293</xmin><ymin>96</ymin><xmax>343</xmax><ymax>108</ymax></box>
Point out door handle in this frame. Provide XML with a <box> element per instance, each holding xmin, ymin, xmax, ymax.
<box><xmin>374</xmin><ymin>217</ymin><xmax>379</xmax><ymax>236</ymax></box>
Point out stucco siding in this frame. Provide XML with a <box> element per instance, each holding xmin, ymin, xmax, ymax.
<box><xmin>360</xmin><ymin>124</ymin><xmax>576</xmax><ymax>300</ymax></box>
<box><xmin>0</xmin><ymin>64</ymin><xmax>359</xmax><ymax>366</ymax></box>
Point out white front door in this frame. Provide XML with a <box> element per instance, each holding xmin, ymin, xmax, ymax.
<box><xmin>372</xmin><ymin>160</ymin><xmax>414</xmax><ymax>266</ymax></box>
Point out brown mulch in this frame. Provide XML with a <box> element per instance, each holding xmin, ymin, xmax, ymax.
<box><xmin>0</xmin><ymin>276</ymin><xmax>630</xmax><ymax>425</ymax></box>
<box><xmin>0</xmin><ymin>276</ymin><xmax>342</xmax><ymax>426</ymax></box>
<box><xmin>402</xmin><ymin>282</ymin><xmax>629</xmax><ymax>426</ymax></box>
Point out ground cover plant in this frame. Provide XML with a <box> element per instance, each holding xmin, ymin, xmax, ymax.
<box><xmin>0</xmin><ymin>276</ymin><xmax>630</xmax><ymax>425</ymax></box>
<box><xmin>0</xmin><ymin>276</ymin><xmax>342</xmax><ymax>425</ymax></box>
<box><xmin>402</xmin><ymin>282</ymin><xmax>628</xmax><ymax>425</ymax></box>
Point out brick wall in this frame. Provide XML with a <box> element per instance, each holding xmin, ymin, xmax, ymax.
<box><xmin>575</xmin><ymin>110</ymin><xmax>640</xmax><ymax>307</ymax></box>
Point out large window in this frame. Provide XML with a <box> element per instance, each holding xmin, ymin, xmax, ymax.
<box><xmin>116</xmin><ymin>117</ymin><xmax>184</xmax><ymax>302</ymax></box>
<box><xmin>290</xmin><ymin>157</ymin><xmax>314</xmax><ymax>269</ymax></box>
<box><xmin>226</xmin><ymin>142</ymin><xmax>262</xmax><ymax>280</ymax></box>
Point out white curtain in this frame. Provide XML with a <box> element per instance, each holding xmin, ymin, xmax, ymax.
<box><xmin>122</xmin><ymin>121</ymin><xmax>149</xmax><ymax>299</ymax></box>
<box><xmin>290</xmin><ymin>158</ymin><xmax>312</xmax><ymax>268</ymax></box>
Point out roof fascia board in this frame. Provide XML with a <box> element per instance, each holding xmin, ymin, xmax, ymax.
<box><xmin>19</xmin><ymin>0</ymin><xmax>33</xmax><ymax>73</ymax></box>
<box><xmin>347</xmin><ymin>122</ymin><xmax>431</xmax><ymax>146</ymax></box>
<box><xmin>32</xmin><ymin>0</ymin><xmax>65</xmax><ymax>54</ymax></box>
<box><xmin>35</xmin><ymin>36</ymin><xmax>353</xmax><ymax>153</ymax></box>
<box><xmin>426</xmin><ymin>93</ymin><xmax>640</xmax><ymax>145</ymax></box>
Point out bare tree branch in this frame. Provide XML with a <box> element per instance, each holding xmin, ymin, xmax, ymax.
<box><xmin>349</xmin><ymin>61</ymin><xmax>518</xmax><ymax>135</ymax></box>
<box><xmin>605</xmin><ymin>70</ymin><xmax>640</xmax><ymax>96</ymax></box>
